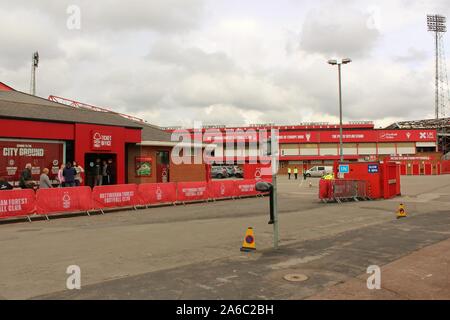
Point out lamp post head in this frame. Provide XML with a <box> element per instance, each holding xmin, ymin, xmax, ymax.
<box><xmin>342</xmin><ymin>58</ymin><xmax>352</xmax><ymax>64</ymax></box>
<box><xmin>328</xmin><ymin>59</ymin><xmax>338</xmax><ymax>65</ymax></box>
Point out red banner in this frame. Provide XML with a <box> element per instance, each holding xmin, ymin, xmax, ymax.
<box><xmin>36</xmin><ymin>187</ymin><xmax>93</xmax><ymax>215</ymax></box>
<box><xmin>243</xmin><ymin>163</ymin><xmax>272</xmax><ymax>180</ymax></box>
<box><xmin>0</xmin><ymin>140</ymin><xmax>64</xmax><ymax>186</ymax></box>
<box><xmin>278</xmin><ymin>129</ymin><xmax>436</xmax><ymax>143</ymax></box>
<box><xmin>234</xmin><ymin>179</ymin><xmax>260</xmax><ymax>197</ymax></box>
<box><xmin>0</xmin><ymin>189</ymin><xmax>36</xmax><ymax>219</ymax></box>
<box><xmin>138</xmin><ymin>183</ymin><xmax>177</xmax><ymax>205</ymax></box>
<box><xmin>208</xmin><ymin>181</ymin><xmax>236</xmax><ymax>199</ymax></box>
<box><xmin>92</xmin><ymin>184</ymin><xmax>140</xmax><ymax>209</ymax></box>
<box><xmin>176</xmin><ymin>182</ymin><xmax>209</xmax><ymax>202</ymax></box>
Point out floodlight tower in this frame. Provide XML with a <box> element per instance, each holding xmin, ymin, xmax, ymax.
<box><xmin>30</xmin><ymin>51</ymin><xmax>39</xmax><ymax>95</ymax></box>
<box><xmin>427</xmin><ymin>15</ymin><xmax>447</xmax><ymax>119</ymax></box>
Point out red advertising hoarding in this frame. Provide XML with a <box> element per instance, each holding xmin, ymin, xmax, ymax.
<box><xmin>0</xmin><ymin>139</ymin><xmax>65</xmax><ymax>185</ymax></box>
<box><xmin>278</xmin><ymin>129</ymin><xmax>436</xmax><ymax>143</ymax></box>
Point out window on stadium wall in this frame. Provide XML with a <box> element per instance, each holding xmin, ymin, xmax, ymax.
<box><xmin>0</xmin><ymin>139</ymin><xmax>65</xmax><ymax>186</ymax></box>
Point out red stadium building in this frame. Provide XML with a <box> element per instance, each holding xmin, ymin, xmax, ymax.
<box><xmin>167</xmin><ymin>122</ymin><xmax>443</xmax><ymax>176</ymax></box>
<box><xmin>0</xmin><ymin>82</ymin><xmax>208</xmax><ymax>187</ymax></box>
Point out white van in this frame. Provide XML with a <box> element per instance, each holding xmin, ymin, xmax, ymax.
<box><xmin>304</xmin><ymin>166</ymin><xmax>333</xmax><ymax>178</ymax></box>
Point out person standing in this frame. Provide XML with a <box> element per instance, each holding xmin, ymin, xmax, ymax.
<box><xmin>19</xmin><ymin>164</ymin><xmax>33</xmax><ymax>189</ymax></box>
<box><xmin>63</xmin><ymin>162</ymin><xmax>77</xmax><ymax>187</ymax></box>
<box><xmin>102</xmin><ymin>160</ymin><xmax>109</xmax><ymax>185</ymax></box>
<box><xmin>39</xmin><ymin>168</ymin><xmax>53</xmax><ymax>189</ymax></box>
<box><xmin>73</xmin><ymin>161</ymin><xmax>85</xmax><ymax>186</ymax></box>
<box><xmin>287</xmin><ymin>167</ymin><xmax>291</xmax><ymax>180</ymax></box>
<box><xmin>57</xmin><ymin>164</ymin><xmax>65</xmax><ymax>187</ymax></box>
<box><xmin>0</xmin><ymin>177</ymin><xmax>13</xmax><ymax>190</ymax></box>
<box><xmin>294</xmin><ymin>167</ymin><xmax>299</xmax><ymax>180</ymax></box>
<box><xmin>107</xmin><ymin>159</ymin><xmax>115</xmax><ymax>185</ymax></box>
<box><xmin>94</xmin><ymin>158</ymin><xmax>102</xmax><ymax>186</ymax></box>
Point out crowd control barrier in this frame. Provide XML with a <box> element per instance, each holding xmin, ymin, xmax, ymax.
<box><xmin>235</xmin><ymin>179</ymin><xmax>260</xmax><ymax>197</ymax></box>
<box><xmin>0</xmin><ymin>179</ymin><xmax>266</xmax><ymax>221</ymax></box>
<box><xmin>319</xmin><ymin>180</ymin><xmax>368</xmax><ymax>203</ymax></box>
<box><xmin>138</xmin><ymin>183</ymin><xmax>177</xmax><ymax>206</ymax></box>
<box><xmin>208</xmin><ymin>180</ymin><xmax>237</xmax><ymax>199</ymax></box>
<box><xmin>176</xmin><ymin>182</ymin><xmax>210</xmax><ymax>203</ymax></box>
<box><xmin>36</xmin><ymin>186</ymin><xmax>92</xmax><ymax>216</ymax></box>
<box><xmin>0</xmin><ymin>189</ymin><xmax>36</xmax><ymax>219</ymax></box>
<box><xmin>92</xmin><ymin>184</ymin><xmax>140</xmax><ymax>210</ymax></box>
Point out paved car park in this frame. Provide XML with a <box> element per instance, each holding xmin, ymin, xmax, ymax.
<box><xmin>0</xmin><ymin>175</ymin><xmax>449</xmax><ymax>299</ymax></box>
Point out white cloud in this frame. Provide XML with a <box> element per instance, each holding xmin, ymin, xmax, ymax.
<box><xmin>0</xmin><ymin>0</ymin><xmax>447</xmax><ymax>128</ymax></box>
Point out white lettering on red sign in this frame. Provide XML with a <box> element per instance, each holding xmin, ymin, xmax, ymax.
<box><xmin>0</xmin><ymin>198</ymin><xmax>28</xmax><ymax>213</ymax></box>
<box><xmin>182</xmin><ymin>187</ymin><xmax>206</xmax><ymax>197</ymax></box>
<box><xmin>93</xmin><ymin>132</ymin><xmax>112</xmax><ymax>149</ymax></box>
<box><xmin>2</xmin><ymin>146</ymin><xmax>44</xmax><ymax>157</ymax></box>
<box><xmin>99</xmin><ymin>191</ymin><xmax>134</xmax><ymax>203</ymax></box>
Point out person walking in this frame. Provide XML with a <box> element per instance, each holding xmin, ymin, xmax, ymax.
<box><xmin>102</xmin><ymin>160</ymin><xmax>109</xmax><ymax>185</ymax></box>
<box><xmin>19</xmin><ymin>164</ymin><xmax>33</xmax><ymax>189</ymax></box>
<box><xmin>287</xmin><ymin>167</ymin><xmax>291</xmax><ymax>180</ymax></box>
<box><xmin>294</xmin><ymin>167</ymin><xmax>299</xmax><ymax>180</ymax></box>
<box><xmin>63</xmin><ymin>162</ymin><xmax>77</xmax><ymax>187</ymax></box>
<box><xmin>57</xmin><ymin>164</ymin><xmax>65</xmax><ymax>187</ymax></box>
<box><xmin>73</xmin><ymin>161</ymin><xmax>85</xmax><ymax>186</ymax></box>
<box><xmin>39</xmin><ymin>168</ymin><xmax>53</xmax><ymax>189</ymax></box>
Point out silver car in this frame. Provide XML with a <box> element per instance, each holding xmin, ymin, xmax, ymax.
<box><xmin>304</xmin><ymin>166</ymin><xmax>333</xmax><ymax>178</ymax></box>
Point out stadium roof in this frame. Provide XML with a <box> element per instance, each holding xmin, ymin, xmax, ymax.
<box><xmin>385</xmin><ymin>118</ymin><xmax>450</xmax><ymax>130</ymax></box>
<box><xmin>0</xmin><ymin>82</ymin><xmax>172</xmax><ymax>142</ymax></box>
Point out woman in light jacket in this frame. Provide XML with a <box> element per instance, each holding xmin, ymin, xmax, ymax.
<box><xmin>73</xmin><ymin>161</ymin><xmax>85</xmax><ymax>186</ymax></box>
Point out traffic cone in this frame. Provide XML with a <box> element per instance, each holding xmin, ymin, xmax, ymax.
<box><xmin>240</xmin><ymin>227</ymin><xmax>256</xmax><ymax>252</ymax></box>
<box><xmin>396</xmin><ymin>204</ymin><xmax>407</xmax><ymax>219</ymax></box>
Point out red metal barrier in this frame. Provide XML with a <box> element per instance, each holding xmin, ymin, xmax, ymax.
<box><xmin>208</xmin><ymin>180</ymin><xmax>236</xmax><ymax>199</ymax></box>
<box><xmin>442</xmin><ymin>160</ymin><xmax>450</xmax><ymax>174</ymax></box>
<box><xmin>138</xmin><ymin>183</ymin><xmax>177</xmax><ymax>205</ymax></box>
<box><xmin>234</xmin><ymin>179</ymin><xmax>260</xmax><ymax>197</ymax></box>
<box><xmin>92</xmin><ymin>184</ymin><xmax>140</xmax><ymax>209</ymax></box>
<box><xmin>176</xmin><ymin>182</ymin><xmax>210</xmax><ymax>202</ymax></box>
<box><xmin>0</xmin><ymin>189</ymin><xmax>36</xmax><ymax>219</ymax></box>
<box><xmin>36</xmin><ymin>187</ymin><xmax>92</xmax><ymax>215</ymax></box>
<box><xmin>319</xmin><ymin>180</ymin><xmax>367</xmax><ymax>202</ymax></box>
<box><xmin>0</xmin><ymin>179</ymin><xmax>267</xmax><ymax>221</ymax></box>
<box><xmin>319</xmin><ymin>179</ymin><xmax>332</xmax><ymax>200</ymax></box>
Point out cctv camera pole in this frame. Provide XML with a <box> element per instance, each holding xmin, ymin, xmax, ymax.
<box><xmin>271</xmin><ymin>129</ymin><xmax>279</xmax><ymax>249</ymax></box>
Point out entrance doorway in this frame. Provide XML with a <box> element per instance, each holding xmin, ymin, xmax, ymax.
<box><xmin>84</xmin><ymin>153</ymin><xmax>117</xmax><ymax>188</ymax></box>
<box><xmin>156</xmin><ymin>151</ymin><xmax>170</xmax><ymax>183</ymax></box>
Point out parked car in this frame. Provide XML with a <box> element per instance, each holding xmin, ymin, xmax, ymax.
<box><xmin>233</xmin><ymin>166</ymin><xmax>244</xmax><ymax>178</ymax></box>
<box><xmin>211</xmin><ymin>166</ymin><xmax>228</xmax><ymax>179</ymax></box>
<box><xmin>304</xmin><ymin>166</ymin><xmax>333</xmax><ymax>178</ymax></box>
<box><xmin>225</xmin><ymin>166</ymin><xmax>235</xmax><ymax>177</ymax></box>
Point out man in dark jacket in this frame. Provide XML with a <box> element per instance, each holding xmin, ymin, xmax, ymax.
<box><xmin>63</xmin><ymin>162</ymin><xmax>77</xmax><ymax>187</ymax></box>
<box><xmin>19</xmin><ymin>164</ymin><xmax>33</xmax><ymax>189</ymax></box>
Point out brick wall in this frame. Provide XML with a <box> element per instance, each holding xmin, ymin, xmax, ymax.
<box><xmin>127</xmin><ymin>145</ymin><xmax>206</xmax><ymax>184</ymax></box>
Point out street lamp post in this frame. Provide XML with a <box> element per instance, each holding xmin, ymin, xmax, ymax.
<box><xmin>328</xmin><ymin>58</ymin><xmax>352</xmax><ymax>162</ymax></box>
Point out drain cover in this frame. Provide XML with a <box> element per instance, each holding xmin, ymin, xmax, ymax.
<box><xmin>283</xmin><ymin>274</ymin><xmax>308</xmax><ymax>282</ymax></box>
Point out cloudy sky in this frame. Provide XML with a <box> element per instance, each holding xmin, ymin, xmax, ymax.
<box><xmin>1</xmin><ymin>0</ymin><xmax>450</xmax><ymax>128</ymax></box>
